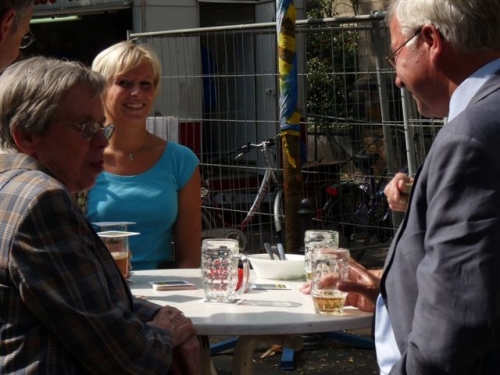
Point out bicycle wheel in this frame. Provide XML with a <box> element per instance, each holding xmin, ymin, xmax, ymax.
<box><xmin>320</xmin><ymin>182</ymin><xmax>370</xmax><ymax>248</ymax></box>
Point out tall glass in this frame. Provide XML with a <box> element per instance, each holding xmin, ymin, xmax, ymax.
<box><xmin>310</xmin><ymin>246</ymin><xmax>350</xmax><ymax>315</ymax></box>
<box><xmin>304</xmin><ymin>230</ymin><xmax>339</xmax><ymax>281</ymax></box>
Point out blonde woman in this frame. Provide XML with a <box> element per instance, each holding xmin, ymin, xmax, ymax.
<box><xmin>88</xmin><ymin>41</ymin><xmax>201</xmax><ymax>270</ymax></box>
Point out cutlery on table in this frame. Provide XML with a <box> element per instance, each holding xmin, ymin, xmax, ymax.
<box><xmin>271</xmin><ymin>245</ymin><xmax>280</xmax><ymax>260</ymax></box>
<box><xmin>264</xmin><ymin>243</ymin><xmax>275</xmax><ymax>260</ymax></box>
<box><xmin>277</xmin><ymin>243</ymin><xmax>286</xmax><ymax>260</ymax></box>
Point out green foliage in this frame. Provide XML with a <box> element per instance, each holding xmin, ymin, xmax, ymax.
<box><xmin>306</xmin><ymin>0</ymin><xmax>359</xmax><ymax>131</ymax></box>
<box><xmin>307</xmin><ymin>0</ymin><xmax>331</xmax><ymax>18</ymax></box>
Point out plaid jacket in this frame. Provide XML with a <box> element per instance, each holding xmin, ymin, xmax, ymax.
<box><xmin>0</xmin><ymin>153</ymin><xmax>172</xmax><ymax>374</ymax></box>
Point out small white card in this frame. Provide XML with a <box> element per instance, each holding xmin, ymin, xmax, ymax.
<box><xmin>251</xmin><ymin>283</ymin><xmax>291</xmax><ymax>290</ymax></box>
<box><xmin>149</xmin><ymin>280</ymin><xmax>195</xmax><ymax>291</ymax></box>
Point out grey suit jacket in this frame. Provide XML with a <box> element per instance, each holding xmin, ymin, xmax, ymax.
<box><xmin>381</xmin><ymin>72</ymin><xmax>500</xmax><ymax>374</ymax></box>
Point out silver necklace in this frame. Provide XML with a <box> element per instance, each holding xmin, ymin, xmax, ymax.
<box><xmin>108</xmin><ymin>133</ymin><xmax>150</xmax><ymax>161</ymax></box>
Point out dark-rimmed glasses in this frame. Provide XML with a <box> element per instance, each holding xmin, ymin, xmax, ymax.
<box><xmin>19</xmin><ymin>30</ymin><xmax>36</xmax><ymax>50</ymax></box>
<box><xmin>69</xmin><ymin>123</ymin><xmax>115</xmax><ymax>141</ymax></box>
<box><xmin>385</xmin><ymin>27</ymin><xmax>422</xmax><ymax>69</ymax></box>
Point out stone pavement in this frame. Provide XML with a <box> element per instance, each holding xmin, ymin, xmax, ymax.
<box><xmin>210</xmin><ymin>328</ymin><xmax>379</xmax><ymax>375</ymax></box>
<box><xmin>209</xmin><ymin>247</ymin><xmax>387</xmax><ymax>375</ymax></box>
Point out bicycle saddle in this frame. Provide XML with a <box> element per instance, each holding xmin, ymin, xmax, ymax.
<box><xmin>352</xmin><ymin>151</ymin><xmax>379</xmax><ymax>171</ymax></box>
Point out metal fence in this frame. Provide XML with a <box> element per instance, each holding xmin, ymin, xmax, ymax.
<box><xmin>130</xmin><ymin>13</ymin><xmax>444</xmax><ymax>258</ymax></box>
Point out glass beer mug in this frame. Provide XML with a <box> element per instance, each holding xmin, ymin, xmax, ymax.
<box><xmin>304</xmin><ymin>230</ymin><xmax>339</xmax><ymax>281</ymax></box>
<box><xmin>310</xmin><ymin>244</ymin><xmax>350</xmax><ymax>315</ymax></box>
<box><xmin>201</xmin><ymin>238</ymin><xmax>249</xmax><ymax>303</ymax></box>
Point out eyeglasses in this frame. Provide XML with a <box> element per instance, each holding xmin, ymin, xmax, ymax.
<box><xmin>385</xmin><ymin>27</ymin><xmax>422</xmax><ymax>69</ymax></box>
<box><xmin>19</xmin><ymin>30</ymin><xmax>36</xmax><ymax>50</ymax></box>
<box><xmin>103</xmin><ymin>124</ymin><xmax>115</xmax><ymax>140</ymax></box>
<box><xmin>68</xmin><ymin>122</ymin><xmax>115</xmax><ymax>141</ymax></box>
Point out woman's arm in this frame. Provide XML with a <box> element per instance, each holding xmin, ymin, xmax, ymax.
<box><xmin>174</xmin><ymin>167</ymin><xmax>201</xmax><ymax>268</ymax></box>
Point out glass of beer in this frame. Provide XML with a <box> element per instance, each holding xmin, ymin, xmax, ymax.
<box><xmin>97</xmin><ymin>231</ymin><xmax>138</xmax><ymax>278</ymax></box>
<box><xmin>310</xmin><ymin>245</ymin><xmax>350</xmax><ymax>315</ymax></box>
<box><xmin>304</xmin><ymin>230</ymin><xmax>339</xmax><ymax>281</ymax></box>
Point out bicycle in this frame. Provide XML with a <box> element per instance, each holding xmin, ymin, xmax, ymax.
<box><xmin>316</xmin><ymin>131</ymin><xmax>401</xmax><ymax>258</ymax></box>
<box><xmin>200</xmin><ymin>135</ymin><xmax>284</xmax><ymax>251</ymax></box>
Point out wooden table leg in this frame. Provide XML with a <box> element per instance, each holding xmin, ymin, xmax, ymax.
<box><xmin>199</xmin><ymin>336</ymin><xmax>218</xmax><ymax>375</ymax></box>
<box><xmin>232</xmin><ymin>335</ymin><xmax>303</xmax><ymax>374</ymax></box>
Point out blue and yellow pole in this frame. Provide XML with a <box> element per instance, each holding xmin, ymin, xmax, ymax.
<box><xmin>277</xmin><ymin>0</ymin><xmax>302</xmax><ymax>253</ymax></box>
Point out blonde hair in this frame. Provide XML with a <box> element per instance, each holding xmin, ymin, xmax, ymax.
<box><xmin>92</xmin><ymin>41</ymin><xmax>161</xmax><ymax>96</ymax></box>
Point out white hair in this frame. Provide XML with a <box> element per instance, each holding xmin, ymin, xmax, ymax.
<box><xmin>387</xmin><ymin>0</ymin><xmax>500</xmax><ymax>52</ymax></box>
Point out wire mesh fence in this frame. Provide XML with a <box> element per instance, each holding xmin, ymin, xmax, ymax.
<box><xmin>130</xmin><ymin>13</ymin><xmax>444</xmax><ymax>260</ymax></box>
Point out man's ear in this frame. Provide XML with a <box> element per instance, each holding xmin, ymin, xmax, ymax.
<box><xmin>12</xmin><ymin>128</ymin><xmax>37</xmax><ymax>155</ymax></box>
<box><xmin>421</xmin><ymin>24</ymin><xmax>444</xmax><ymax>63</ymax></box>
<box><xmin>0</xmin><ymin>9</ymin><xmax>16</xmax><ymax>45</ymax></box>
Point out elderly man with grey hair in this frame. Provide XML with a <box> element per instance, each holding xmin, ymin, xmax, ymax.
<box><xmin>0</xmin><ymin>56</ymin><xmax>200</xmax><ymax>374</ymax></box>
<box><xmin>331</xmin><ymin>0</ymin><xmax>500</xmax><ymax>374</ymax></box>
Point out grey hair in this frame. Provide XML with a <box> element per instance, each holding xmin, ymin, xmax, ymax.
<box><xmin>387</xmin><ymin>0</ymin><xmax>500</xmax><ymax>52</ymax></box>
<box><xmin>0</xmin><ymin>56</ymin><xmax>106</xmax><ymax>150</ymax></box>
<box><xmin>92</xmin><ymin>41</ymin><xmax>162</xmax><ymax>97</ymax></box>
<box><xmin>0</xmin><ymin>0</ymin><xmax>33</xmax><ymax>30</ymax></box>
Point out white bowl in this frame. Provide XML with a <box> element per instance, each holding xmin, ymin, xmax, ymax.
<box><xmin>247</xmin><ymin>253</ymin><xmax>305</xmax><ymax>280</ymax></box>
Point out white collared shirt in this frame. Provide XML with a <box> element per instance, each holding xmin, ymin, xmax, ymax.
<box><xmin>374</xmin><ymin>57</ymin><xmax>500</xmax><ymax>375</ymax></box>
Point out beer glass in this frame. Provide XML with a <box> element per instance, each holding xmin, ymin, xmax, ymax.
<box><xmin>310</xmin><ymin>245</ymin><xmax>350</xmax><ymax>315</ymax></box>
<box><xmin>201</xmin><ymin>238</ymin><xmax>249</xmax><ymax>303</ymax></box>
<box><xmin>96</xmin><ymin>222</ymin><xmax>138</xmax><ymax>279</ymax></box>
<box><xmin>98</xmin><ymin>231</ymin><xmax>138</xmax><ymax>278</ymax></box>
<box><xmin>304</xmin><ymin>230</ymin><xmax>339</xmax><ymax>281</ymax></box>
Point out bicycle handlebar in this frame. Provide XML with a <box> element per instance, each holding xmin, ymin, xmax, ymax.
<box><xmin>231</xmin><ymin>136</ymin><xmax>279</xmax><ymax>160</ymax></box>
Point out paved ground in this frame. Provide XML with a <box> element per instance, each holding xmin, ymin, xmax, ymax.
<box><xmin>211</xmin><ymin>329</ymin><xmax>379</xmax><ymax>375</ymax></box>
<box><xmin>209</xmin><ymin>247</ymin><xmax>387</xmax><ymax>375</ymax></box>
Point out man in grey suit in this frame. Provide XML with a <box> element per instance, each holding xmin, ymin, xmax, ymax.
<box><xmin>338</xmin><ymin>0</ymin><xmax>500</xmax><ymax>374</ymax></box>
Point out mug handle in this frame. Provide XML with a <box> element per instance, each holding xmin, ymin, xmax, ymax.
<box><xmin>235</xmin><ymin>254</ymin><xmax>250</xmax><ymax>295</ymax></box>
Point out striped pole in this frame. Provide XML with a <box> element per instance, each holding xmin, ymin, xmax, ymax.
<box><xmin>277</xmin><ymin>0</ymin><xmax>302</xmax><ymax>254</ymax></box>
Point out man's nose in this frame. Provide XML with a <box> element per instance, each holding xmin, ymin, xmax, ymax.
<box><xmin>395</xmin><ymin>75</ymin><xmax>405</xmax><ymax>89</ymax></box>
<box><xmin>91</xmin><ymin>128</ymin><xmax>109</xmax><ymax>148</ymax></box>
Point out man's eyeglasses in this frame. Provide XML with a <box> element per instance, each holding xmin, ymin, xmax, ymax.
<box><xmin>69</xmin><ymin>122</ymin><xmax>115</xmax><ymax>142</ymax></box>
<box><xmin>103</xmin><ymin>124</ymin><xmax>115</xmax><ymax>140</ymax></box>
<box><xmin>385</xmin><ymin>27</ymin><xmax>422</xmax><ymax>69</ymax></box>
<box><xmin>19</xmin><ymin>30</ymin><xmax>36</xmax><ymax>50</ymax></box>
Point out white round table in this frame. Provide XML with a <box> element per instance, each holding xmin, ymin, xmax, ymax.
<box><xmin>129</xmin><ymin>269</ymin><xmax>373</xmax><ymax>374</ymax></box>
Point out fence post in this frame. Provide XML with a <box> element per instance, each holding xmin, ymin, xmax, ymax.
<box><xmin>373</xmin><ymin>19</ymin><xmax>395</xmax><ymax>174</ymax></box>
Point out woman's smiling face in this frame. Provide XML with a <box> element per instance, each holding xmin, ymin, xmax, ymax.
<box><xmin>103</xmin><ymin>60</ymin><xmax>156</xmax><ymax>125</ymax></box>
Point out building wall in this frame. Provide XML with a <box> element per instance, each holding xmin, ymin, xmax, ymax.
<box><xmin>131</xmin><ymin>0</ymin><xmax>199</xmax><ymax>33</ymax></box>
